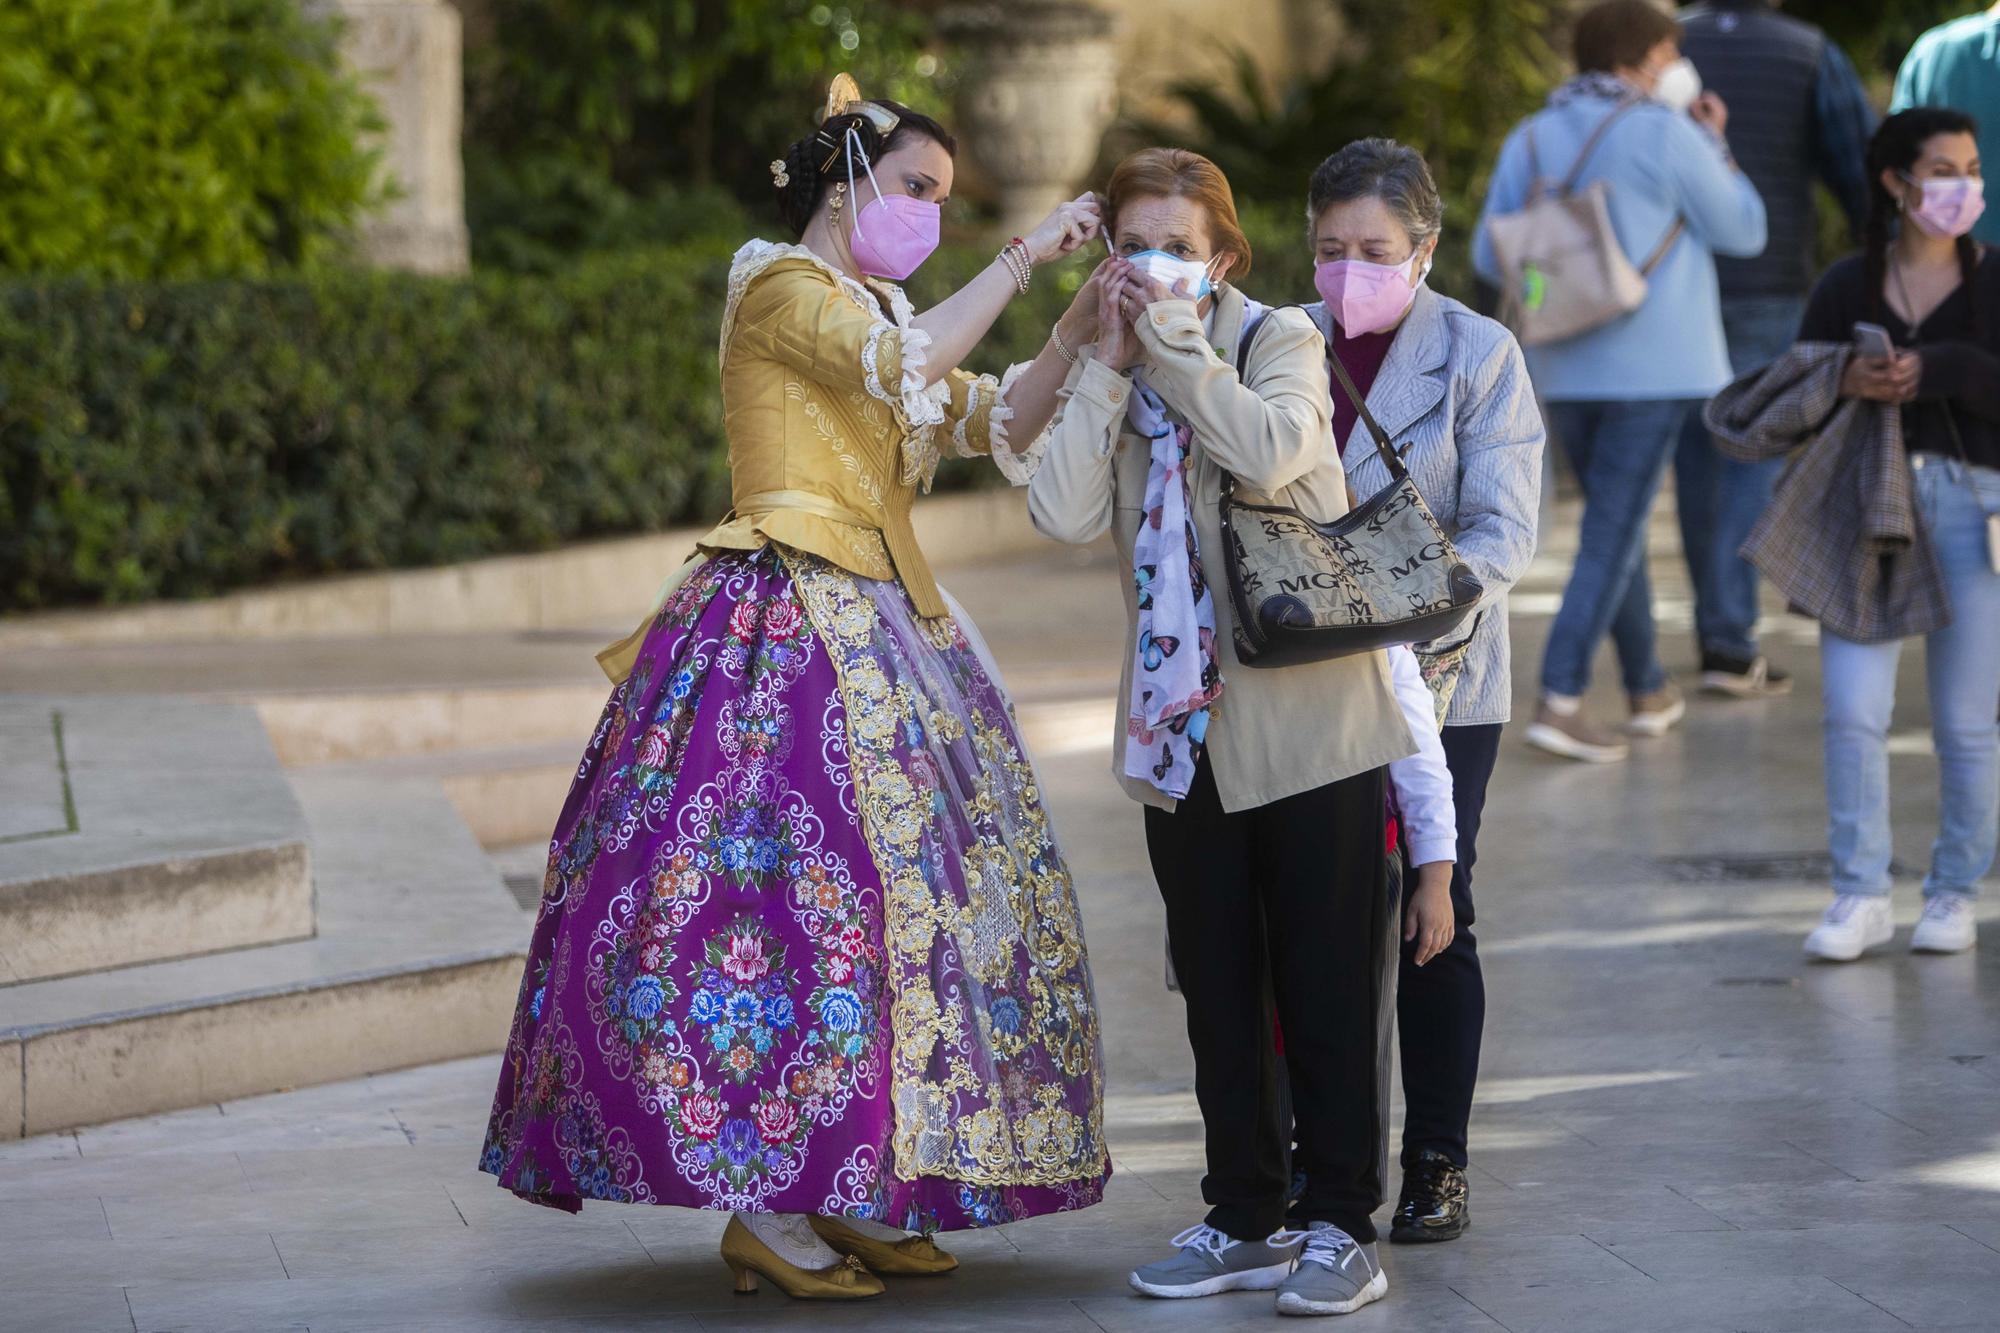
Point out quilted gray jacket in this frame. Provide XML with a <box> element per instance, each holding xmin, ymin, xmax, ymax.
<box><xmin>1304</xmin><ymin>289</ymin><xmax>1546</xmax><ymax>726</ymax></box>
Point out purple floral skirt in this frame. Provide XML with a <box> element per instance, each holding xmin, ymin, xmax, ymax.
<box><xmin>479</xmin><ymin>546</ymin><xmax>1109</xmax><ymax>1230</ymax></box>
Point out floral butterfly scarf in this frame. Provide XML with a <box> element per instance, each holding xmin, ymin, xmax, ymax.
<box><xmin>1123</xmin><ymin>369</ymin><xmax>1223</xmax><ymax>800</ymax></box>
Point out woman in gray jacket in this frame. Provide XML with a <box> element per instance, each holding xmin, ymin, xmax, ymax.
<box><xmin>1303</xmin><ymin>138</ymin><xmax>1546</xmax><ymax>1248</ymax></box>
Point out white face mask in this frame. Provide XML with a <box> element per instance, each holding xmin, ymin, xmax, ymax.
<box><xmin>1125</xmin><ymin>249</ymin><xmax>1217</xmax><ymax>299</ymax></box>
<box><xmin>1652</xmin><ymin>57</ymin><xmax>1702</xmax><ymax>114</ymax></box>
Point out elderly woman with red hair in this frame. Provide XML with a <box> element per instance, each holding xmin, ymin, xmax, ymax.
<box><xmin>1030</xmin><ymin>147</ymin><xmax>1419</xmax><ymax>1318</ymax></box>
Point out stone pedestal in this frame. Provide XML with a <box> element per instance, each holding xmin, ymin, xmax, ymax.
<box><xmin>941</xmin><ymin>3</ymin><xmax>1121</xmax><ymax>238</ymax></box>
<box><xmin>319</xmin><ymin>0</ymin><xmax>470</xmax><ymax>274</ymax></box>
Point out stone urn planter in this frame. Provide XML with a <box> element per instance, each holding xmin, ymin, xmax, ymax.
<box><xmin>939</xmin><ymin>2</ymin><xmax>1120</xmax><ymax>238</ymax></box>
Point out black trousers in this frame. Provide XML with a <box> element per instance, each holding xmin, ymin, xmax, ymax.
<box><xmin>1396</xmin><ymin>722</ymin><xmax>1501</xmax><ymax>1170</ymax></box>
<box><xmin>1146</xmin><ymin>758</ymin><xmax>1390</xmax><ymax>1243</ymax></box>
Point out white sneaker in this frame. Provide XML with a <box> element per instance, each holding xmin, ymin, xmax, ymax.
<box><xmin>1803</xmin><ymin>894</ymin><xmax>1893</xmax><ymax>962</ymax></box>
<box><xmin>1911</xmin><ymin>895</ymin><xmax>1977</xmax><ymax>954</ymax></box>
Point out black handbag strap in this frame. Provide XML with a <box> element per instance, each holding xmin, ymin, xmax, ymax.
<box><xmin>1234</xmin><ymin>304</ymin><xmax>1408</xmax><ymax>487</ymax></box>
<box><xmin>1325</xmin><ymin>345</ymin><xmax>1411</xmax><ymax>482</ymax></box>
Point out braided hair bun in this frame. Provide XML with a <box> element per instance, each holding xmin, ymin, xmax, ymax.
<box><xmin>771</xmin><ymin>102</ymin><xmax>958</xmax><ymax>239</ymax></box>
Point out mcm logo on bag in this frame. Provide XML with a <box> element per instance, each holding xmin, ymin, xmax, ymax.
<box><xmin>1279</xmin><ymin>571</ymin><xmax>1353</xmax><ymax>595</ymax></box>
<box><xmin>1218</xmin><ymin>305</ymin><xmax>1483</xmax><ymax>667</ymax></box>
<box><xmin>1388</xmin><ymin>542</ymin><xmax>1451</xmax><ymax>581</ymax></box>
<box><xmin>1364</xmin><ymin>486</ymin><xmax>1421</xmax><ymax>536</ymax></box>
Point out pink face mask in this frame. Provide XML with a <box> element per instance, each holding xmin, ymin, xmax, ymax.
<box><xmin>1904</xmin><ymin>174</ymin><xmax>1986</xmax><ymax>239</ymax></box>
<box><xmin>1314</xmin><ymin>253</ymin><xmax>1429</xmax><ymax>336</ymax></box>
<box><xmin>845</xmin><ymin>128</ymin><xmax>941</xmax><ymax>281</ymax></box>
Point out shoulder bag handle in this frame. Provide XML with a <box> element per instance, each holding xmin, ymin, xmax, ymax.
<box><xmin>1557</xmin><ymin>97</ymin><xmax>1644</xmax><ymax>197</ymax></box>
<box><xmin>1235</xmin><ymin>303</ymin><xmax>1409</xmax><ymax>486</ymax></box>
<box><xmin>1637</xmin><ymin>218</ymin><xmax>1687</xmax><ymax>275</ymax></box>
<box><xmin>1551</xmin><ymin>97</ymin><xmax>1687</xmax><ymax>272</ymax></box>
<box><xmin>1324</xmin><ymin>345</ymin><xmax>1410</xmax><ymax>482</ymax></box>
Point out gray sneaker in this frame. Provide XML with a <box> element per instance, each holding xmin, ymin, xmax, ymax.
<box><xmin>1129</xmin><ymin>1223</ymin><xmax>1302</xmax><ymax>1299</ymax></box>
<box><xmin>1274</xmin><ymin>1222</ymin><xmax>1388</xmax><ymax>1316</ymax></box>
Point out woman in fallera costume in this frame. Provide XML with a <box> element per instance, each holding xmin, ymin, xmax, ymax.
<box><xmin>477</xmin><ymin>76</ymin><xmax>1112</xmax><ymax>1301</ymax></box>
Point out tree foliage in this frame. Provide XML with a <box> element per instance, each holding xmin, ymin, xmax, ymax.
<box><xmin>0</xmin><ymin>0</ymin><xmax>382</xmax><ymax>280</ymax></box>
<box><xmin>463</xmin><ymin>0</ymin><xmax>944</xmax><ymax>269</ymax></box>
<box><xmin>1137</xmin><ymin>0</ymin><xmax>1563</xmax><ymax>304</ymax></box>
<box><xmin>0</xmin><ymin>232</ymin><xmax>1120</xmax><ymax>609</ymax></box>
<box><xmin>1785</xmin><ymin>0</ymin><xmax>1973</xmax><ymax>86</ymax></box>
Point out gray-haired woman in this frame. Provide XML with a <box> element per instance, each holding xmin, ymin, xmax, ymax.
<box><xmin>1303</xmin><ymin>138</ymin><xmax>1545</xmax><ymax>1246</ymax></box>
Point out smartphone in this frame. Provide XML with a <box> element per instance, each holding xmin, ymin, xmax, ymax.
<box><xmin>1853</xmin><ymin>321</ymin><xmax>1896</xmax><ymax>361</ymax></box>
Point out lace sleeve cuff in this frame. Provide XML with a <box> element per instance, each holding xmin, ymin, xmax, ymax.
<box><xmin>862</xmin><ymin>321</ymin><xmax>946</xmax><ymax>436</ymax></box>
<box><xmin>986</xmin><ymin>361</ymin><xmax>1049</xmax><ymax>487</ymax></box>
<box><xmin>949</xmin><ymin>372</ymin><xmax>1000</xmax><ymax>460</ymax></box>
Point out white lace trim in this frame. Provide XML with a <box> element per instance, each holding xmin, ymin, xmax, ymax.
<box><xmin>719</xmin><ymin>239</ymin><xmax>874</xmax><ymax>376</ymax></box>
<box><xmin>872</xmin><ymin>323</ymin><xmax>944</xmax><ymax>490</ymax></box>
<box><xmin>738</xmin><ymin>1212</ymin><xmax>843</xmax><ymax>1269</ymax></box>
<box><xmin>718</xmin><ymin>239</ymin><xmax>943</xmax><ymax>488</ymax></box>
<box><xmin>950</xmin><ymin>374</ymin><xmax>992</xmax><ymax>460</ymax></box>
<box><xmin>724</xmin><ymin>237</ymin><xmax>964</xmax><ymax>488</ymax></box>
<box><xmin>987</xmin><ymin>360</ymin><xmax>1048</xmax><ymax>487</ymax></box>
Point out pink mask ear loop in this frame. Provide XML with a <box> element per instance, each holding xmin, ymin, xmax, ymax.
<box><xmin>845</xmin><ymin>125</ymin><xmax>889</xmax><ymax>243</ymax></box>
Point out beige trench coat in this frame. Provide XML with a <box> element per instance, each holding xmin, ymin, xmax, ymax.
<box><xmin>1028</xmin><ymin>284</ymin><xmax>1415</xmax><ymax>813</ymax></box>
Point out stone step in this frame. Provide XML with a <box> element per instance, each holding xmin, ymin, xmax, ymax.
<box><xmin>0</xmin><ymin>761</ymin><xmax>528</xmax><ymax>1138</ymax></box>
<box><xmin>322</xmin><ymin>691</ymin><xmax>1120</xmax><ymax>854</ymax></box>
<box><xmin>254</xmin><ymin>669</ymin><xmax>1122</xmax><ymax>769</ymax></box>
<box><xmin>256</xmin><ymin>680</ymin><xmax>608</xmax><ymax>766</ymax></box>
<box><xmin>0</xmin><ymin>487</ymin><xmax>1042</xmax><ymax>652</ymax></box>
<box><xmin>316</xmin><ymin>741</ymin><xmax>579</xmax><ymax>850</ymax></box>
<box><xmin>0</xmin><ymin>700</ymin><xmax>314</xmax><ymax>986</ymax></box>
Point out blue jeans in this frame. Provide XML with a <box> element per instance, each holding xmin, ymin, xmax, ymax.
<box><xmin>1675</xmin><ymin>296</ymin><xmax>1807</xmax><ymax>659</ymax></box>
<box><xmin>1540</xmin><ymin>399</ymin><xmax>1696</xmax><ymax>698</ymax></box>
<box><xmin>1822</xmin><ymin>458</ymin><xmax>2000</xmax><ymax>899</ymax></box>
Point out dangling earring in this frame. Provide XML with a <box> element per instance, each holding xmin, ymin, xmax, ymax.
<box><xmin>830</xmin><ymin>182</ymin><xmax>847</xmax><ymax>216</ymax></box>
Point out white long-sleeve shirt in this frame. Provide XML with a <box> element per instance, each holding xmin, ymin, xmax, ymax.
<box><xmin>1385</xmin><ymin>644</ymin><xmax>1457</xmax><ymax>867</ymax></box>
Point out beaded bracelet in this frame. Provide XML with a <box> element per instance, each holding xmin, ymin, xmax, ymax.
<box><xmin>1049</xmin><ymin>321</ymin><xmax>1079</xmax><ymax>365</ymax></box>
<box><xmin>999</xmin><ymin>237</ymin><xmax>1032</xmax><ymax>293</ymax></box>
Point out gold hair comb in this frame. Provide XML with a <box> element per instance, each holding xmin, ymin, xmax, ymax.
<box><xmin>814</xmin><ymin>73</ymin><xmax>901</xmax><ymax>173</ymax></box>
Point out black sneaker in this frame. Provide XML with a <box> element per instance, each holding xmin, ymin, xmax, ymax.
<box><xmin>1698</xmin><ymin>650</ymin><xmax>1792</xmax><ymax>698</ymax></box>
<box><xmin>1390</xmin><ymin>1150</ymin><xmax>1469</xmax><ymax>1244</ymax></box>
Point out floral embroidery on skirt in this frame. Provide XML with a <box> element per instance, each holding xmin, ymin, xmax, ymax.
<box><xmin>479</xmin><ymin>546</ymin><xmax>1108</xmax><ymax>1229</ymax></box>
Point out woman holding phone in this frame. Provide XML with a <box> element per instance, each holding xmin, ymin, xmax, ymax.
<box><xmin>1791</xmin><ymin>107</ymin><xmax>2000</xmax><ymax>962</ymax></box>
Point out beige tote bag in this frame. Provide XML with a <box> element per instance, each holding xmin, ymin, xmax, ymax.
<box><xmin>1487</xmin><ymin>99</ymin><xmax>1683</xmax><ymax>347</ymax></box>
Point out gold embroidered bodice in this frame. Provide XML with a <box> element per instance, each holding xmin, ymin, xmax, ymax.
<box><xmin>698</xmin><ymin>240</ymin><xmax>1036</xmax><ymax>618</ymax></box>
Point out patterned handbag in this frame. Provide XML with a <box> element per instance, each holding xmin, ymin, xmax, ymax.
<box><xmin>1219</xmin><ymin>312</ymin><xmax>1483</xmax><ymax>669</ymax></box>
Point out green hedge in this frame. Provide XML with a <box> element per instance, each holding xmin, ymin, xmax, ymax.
<box><xmin>0</xmin><ymin>215</ymin><xmax>1320</xmax><ymax>613</ymax></box>
<box><xmin>0</xmin><ymin>245</ymin><xmax>734</xmax><ymax>609</ymax></box>
<box><xmin>0</xmin><ymin>0</ymin><xmax>381</xmax><ymax>281</ymax></box>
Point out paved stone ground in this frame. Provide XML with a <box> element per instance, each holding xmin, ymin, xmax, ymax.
<box><xmin>5</xmin><ymin>523</ymin><xmax>2000</xmax><ymax>1333</ymax></box>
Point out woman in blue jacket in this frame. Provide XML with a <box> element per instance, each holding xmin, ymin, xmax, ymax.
<box><xmin>1475</xmin><ymin>0</ymin><xmax>1766</xmax><ymax>763</ymax></box>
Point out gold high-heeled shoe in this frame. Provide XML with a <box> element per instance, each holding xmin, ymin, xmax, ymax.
<box><xmin>719</xmin><ymin>1214</ymin><xmax>886</xmax><ymax>1299</ymax></box>
<box><xmin>808</xmin><ymin>1214</ymin><xmax>961</xmax><ymax>1276</ymax></box>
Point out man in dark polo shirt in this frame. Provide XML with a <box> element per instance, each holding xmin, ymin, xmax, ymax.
<box><xmin>1675</xmin><ymin>0</ymin><xmax>1875</xmax><ymax>697</ymax></box>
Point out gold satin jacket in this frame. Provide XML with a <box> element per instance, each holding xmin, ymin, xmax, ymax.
<box><xmin>598</xmin><ymin>241</ymin><xmax>1040</xmax><ymax>682</ymax></box>
<box><xmin>699</xmin><ymin>240</ymin><xmax>1040</xmax><ymax>617</ymax></box>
